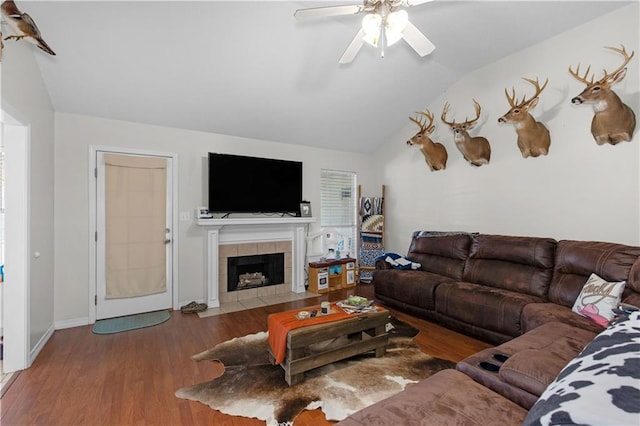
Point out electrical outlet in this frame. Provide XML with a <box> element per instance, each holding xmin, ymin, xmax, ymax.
<box><xmin>179</xmin><ymin>211</ymin><xmax>192</xmax><ymax>221</ymax></box>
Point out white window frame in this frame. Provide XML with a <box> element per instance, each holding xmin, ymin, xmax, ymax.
<box><xmin>319</xmin><ymin>169</ymin><xmax>357</xmax><ymax>259</ymax></box>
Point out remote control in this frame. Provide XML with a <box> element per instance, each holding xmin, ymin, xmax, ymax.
<box><xmin>310</xmin><ymin>310</ymin><xmax>318</xmax><ymax>317</ymax></box>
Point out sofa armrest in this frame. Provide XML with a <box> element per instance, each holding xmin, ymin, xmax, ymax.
<box><xmin>499</xmin><ymin>349</ymin><xmax>567</xmax><ymax>396</ymax></box>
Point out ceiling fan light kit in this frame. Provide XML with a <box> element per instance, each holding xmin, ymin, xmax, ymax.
<box><xmin>362</xmin><ymin>9</ymin><xmax>409</xmax><ymax>47</ymax></box>
<box><xmin>385</xmin><ymin>10</ymin><xmax>409</xmax><ymax>46</ymax></box>
<box><xmin>362</xmin><ymin>13</ymin><xmax>382</xmax><ymax>46</ymax></box>
<box><xmin>295</xmin><ymin>0</ymin><xmax>435</xmax><ymax>64</ymax></box>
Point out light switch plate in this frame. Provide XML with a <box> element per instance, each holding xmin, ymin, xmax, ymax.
<box><xmin>179</xmin><ymin>211</ymin><xmax>192</xmax><ymax>221</ymax></box>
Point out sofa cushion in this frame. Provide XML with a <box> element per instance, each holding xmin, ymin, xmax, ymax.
<box><xmin>373</xmin><ymin>269</ymin><xmax>449</xmax><ymax>311</ymax></box>
<box><xmin>523</xmin><ymin>312</ymin><xmax>640</xmax><ymax>426</ymax></box>
<box><xmin>622</xmin><ymin>291</ymin><xmax>640</xmax><ymax>308</ymax></box>
<box><xmin>549</xmin><ymin>240</ymin><xmax>640</xmax><ymax>308</ymax></box>
<box><xmin>521</xmin><ymin>302</ymin><xmax>605</xmax><ymax>334</ymax></box>
<box><xmin>571</xmin><ymin>273</ymin><xmax>626</xmax><ymax>326</ymax></box>
<box><xmin>463</xmin><ymin>234</ymin><xmax>556</xmax><ymax>298</ymax></box>
<box><xmin>435</xmin><ymin>281</ymin><xmax>543</xmax><ymax>338</ymax></box>
<box><xmin>406</xmin><ymin>234</ymin><xmax>472</xmax><ymax>280</ymax></box>
<box><xmin>626</xmin><ymin>257</ymin><xmax>640</xmax><ymax>294</ymax></box>
<box><xmin>336</xmin><ymin>369</ymin><xmax>528</xmax><ymax>426</ymax></box>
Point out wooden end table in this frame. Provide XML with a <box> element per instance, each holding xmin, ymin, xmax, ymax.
<box><xmin>269</xmin><ymin>308</ymin><xmax>390</xmax><ymax>385</ymax></box>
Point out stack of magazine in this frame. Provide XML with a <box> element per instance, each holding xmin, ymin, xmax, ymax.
<box><xmin>337</xmin><ymin>296</ymin><xmax>377</xmax><ymax>314</ymax></box>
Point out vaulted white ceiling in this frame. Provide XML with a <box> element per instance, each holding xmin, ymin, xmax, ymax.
<box><xmin>22</xmin><ymin>1</ymin><xmax>630</xmax><ymax>153</ymax></box>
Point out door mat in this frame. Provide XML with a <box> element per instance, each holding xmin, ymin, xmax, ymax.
<box><xmin>92</xmin><ymin>310</ymin><xmax>170</xmax><ymax>334</ymax></box>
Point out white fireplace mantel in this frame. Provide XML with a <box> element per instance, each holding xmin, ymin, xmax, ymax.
<box><xmin>197</xmin><ymin>216</ymin><xmax>316</xmax><ymax>308</ymax></box>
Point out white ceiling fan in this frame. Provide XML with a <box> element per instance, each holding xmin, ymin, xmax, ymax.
<box><xmin>294</xmin><ymin>0</ymin><xmax>435</xmax><ymax>64</ymax></box>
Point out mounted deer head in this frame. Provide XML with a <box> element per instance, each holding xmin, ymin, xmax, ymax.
<box><xmin>441</xmin><ymin>100</ymin><xmax>491</xmax><ymax>166</ymax></box>
<box><xmin>569</xmin><ymin>45</ymin><xmax>636</xmax><ymax>145</ymax></box>
<box><xmin>407</xmin><ymin>109</ymin><xmax>448</xmax><ymax>171</ymax></box>
<box><xmin>498</xmin><ymin>77</ymin><xmax>551</xmax><ymax>158</ymax></box>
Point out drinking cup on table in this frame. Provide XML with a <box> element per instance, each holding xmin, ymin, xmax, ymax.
<box><xmin>321</xmin><ymin>301</ymin><xmax>330</xmax><ymax>314</ymax></box>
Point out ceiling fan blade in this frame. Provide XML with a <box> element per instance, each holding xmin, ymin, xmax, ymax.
<box><xmin>294</xmin><ymin>4</ymin><xmax>364</xmax><ymax>19</ymax></box>
<box><xmin>402</xmin><ymin>21</ymin><xmax>435</xmax><ymax>57</ymax></box>
<box><xmin>339</xmin><ymin>28</ymin><xmax>366</xmax><ymax>64</ymax></box>
<box><xmin>400</xmin><ymin>0</ymin><xmax>434</xmax><ymax>6</ymax></box>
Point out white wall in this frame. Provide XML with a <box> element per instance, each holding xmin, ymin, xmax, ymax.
<box><xmin>49</xmin><ymin>3</ymin><xmax>640</xmax><ymax>324</ymax></box>
<box><xmin>374</xmin><ymin>4</ymin><xmax>640</xmax><ymax>253</ymax></box>
<box><xmin>54</xmin><ymin>113</ymin><xmax>375</xmax><ymax>323</ymax></box>
<box><xmin>1</xmin><ymin>40</ymin><xmax>56</xmax><ymax>351</ymax></box>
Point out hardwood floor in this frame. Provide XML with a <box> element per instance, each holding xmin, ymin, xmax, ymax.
<box><xmin>0</xmin><ymin>284</ymin><xmax>491</xmax><ymax>426</ymax></box>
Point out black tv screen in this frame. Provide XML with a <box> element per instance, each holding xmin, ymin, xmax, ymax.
<box><xmin>208</xmin><ymin>153</ymin><xmax>303</xmax><ymax>214</ymax></box>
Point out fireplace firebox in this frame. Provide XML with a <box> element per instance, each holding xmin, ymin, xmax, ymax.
<box><xmin>227</xmin><ymin>253</ymin><xmax>285</xmax><ymax>292</ymax></box>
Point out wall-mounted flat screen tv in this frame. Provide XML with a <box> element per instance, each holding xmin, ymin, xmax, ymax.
<box><xmin>208</xmin><ymin>153</ymin><xmax>303</xmax><ymax>214</ymax></box>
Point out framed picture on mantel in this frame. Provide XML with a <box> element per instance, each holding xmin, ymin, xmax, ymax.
<box><xmin>300</xmin><ymin>202</ymin><xmax>312</xmax><ymax>217</ymax></box>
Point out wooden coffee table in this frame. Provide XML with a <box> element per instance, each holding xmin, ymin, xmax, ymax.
<box><xmin>269</xmin><ymin>308</ymin><xmax>390</xmax><ymax>385</ymax></box>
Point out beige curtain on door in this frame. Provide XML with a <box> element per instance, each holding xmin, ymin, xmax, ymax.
<box><xmin>104</xmin><ymin>154</ymin><xmax>167</xmax><ymax>299</ymax></box>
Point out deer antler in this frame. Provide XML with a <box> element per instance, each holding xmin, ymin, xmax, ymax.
<box><xmin>505</xmin><ymin>87</ymin><xmax>518</xmax><ymax>108</ymax></box>
<box><xmin>521</xmin><ymin>77</ymin><xmax>548</xmax><ymax>103</ymax></box>
<box><xmin>467</xmin><ymin>99</ymin><xmax>482</xmax><ymax>126</ymax></box>
<box><xmin>409</xmin><ymin>112</ymin><xmax>427</xmax><ymax>132</ymax></box>
<box><xmin>569</xmin><ymin>62</ymin><xmax>594</xmax><ymax>85</ymax></box>
<box><xmin>441</xmin><ymin>100</ymin><xmax>482</xmax><ymax>127</ymax></box>
<box><xmin>418</xmin><ymin>110</ymin><xmax>435</xmax><ymax>126</ymax></box>
<box><xmin>506</xmin><ymin>77</ymin><xmax>549</xmax><ymax>108</ymax></box>
<box><xmin>410</xmin><ymin>110</ymin><xmax>435</xmax><ymax>133</ymax></box>
<box><xmin>600</xmin><ymin>45</ymin><xmax>635</xmax><ymax>83</ymax></box>
<box><xmin>441</xmin><ymin>102</ymin><xmax>456</xmax><ymax>127</ymax></box>
<box><xmin>569</xmin><ymin>44</ymin><xmax>635</xmax><ymax>85</ymax></box>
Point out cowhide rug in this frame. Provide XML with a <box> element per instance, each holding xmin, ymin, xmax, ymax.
<box><xmin>175</xmin><ymin>319</ymin><xmax>454</xmax><ymax>426</ymax></box>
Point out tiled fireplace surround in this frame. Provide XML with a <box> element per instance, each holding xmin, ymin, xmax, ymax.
<box><xmin>197</xmin><ymin>217</ymin><xmax>315</xmax><ymax>308</ymax></box>
<box><xmin>219</xmin><ymin>241</ymin><xmax>292</xmax><ymax>304</ymax></box>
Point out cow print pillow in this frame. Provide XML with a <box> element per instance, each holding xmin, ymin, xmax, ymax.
<box><xmin>523</xmin><ymin>311</ymin><xmax>640</xmax><ymax>426</ymax></box>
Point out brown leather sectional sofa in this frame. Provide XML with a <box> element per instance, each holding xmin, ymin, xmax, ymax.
<box><xmin>337</xmin><ymin>233</ymin><xmax>640</xmax><ymax>425</ymax></box>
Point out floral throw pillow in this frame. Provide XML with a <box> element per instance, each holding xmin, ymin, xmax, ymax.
<box><xmin>571</xmin><ymin>273</ymin><xmax>625</xmax><ymax>327</ymax></box>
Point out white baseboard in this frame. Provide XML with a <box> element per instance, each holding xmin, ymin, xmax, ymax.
<box><xmin>30</xmin><ymin>323</ymin><xmax>55</xmax><ymax>365</ymax></box>
<box><xmin>55</xmin><ymin>317</ymin><xmax>90</xmax><ymax>330</ymax></box>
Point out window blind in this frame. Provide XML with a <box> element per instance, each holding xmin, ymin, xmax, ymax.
<box><xmin>320</xmin><ymin>169</ymin><xmax>357</xmax><ymax>257</ymax></box>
